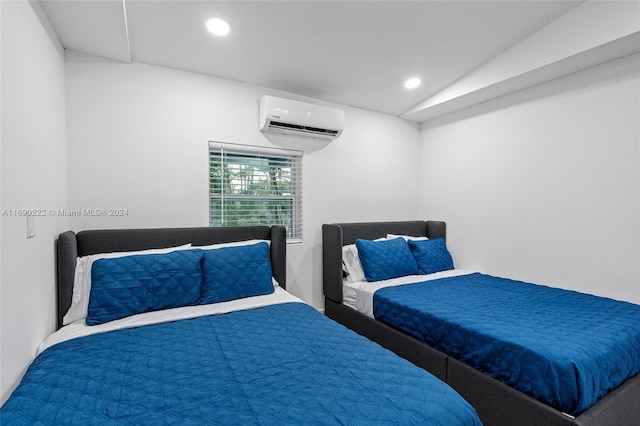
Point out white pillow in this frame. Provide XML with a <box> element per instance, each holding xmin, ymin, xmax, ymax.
<box><xmin>63</xmin><ymin>244</ymin><xmax>192</xmax><ymax>325</ymax></box>
<box><xmin>342</xmin><ymin>237</ymin><xmax>386</xmax><ymax>282</ymax></box>
<box><xmin>342</xmin><ymin>244</ymin><xmax>365</xmax><ymax>283</ymax></box>
<box><xmin>193</xmin><ymin>239</ymin><xmax>270</xmax><ymax>250</ymax></box>
<box><xmin>387</xmin><ymin>233</ymin><xmax>429</xmax><ymax>241</ymax></box>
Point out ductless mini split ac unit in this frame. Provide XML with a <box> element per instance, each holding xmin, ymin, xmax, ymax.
<box><xmin>259</xmin><ymin>95</ymin><xmax>344</xmax><ymax>141</ymax></box>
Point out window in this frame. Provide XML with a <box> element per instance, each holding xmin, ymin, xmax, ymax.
<box><xmin>209</xmin><ymin>142</ymin><xmax>303</xmax><ymax>242</ymax></box>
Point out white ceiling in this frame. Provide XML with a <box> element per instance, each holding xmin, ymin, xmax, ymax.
<box><xmin>39</xmin><ymin>0</ymin><xmax>582</xmax><ymax>118</ymax></box>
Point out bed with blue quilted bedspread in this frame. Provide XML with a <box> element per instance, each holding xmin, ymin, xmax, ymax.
<box><xmin>373</xmin><ymin>273</ymin><xmax>640</xmax><ymax>415</ymax></box>
<box><xmin>1</xmin><ymin>302</ymin><xmax>481</xmax><ymax>425</ymax></box>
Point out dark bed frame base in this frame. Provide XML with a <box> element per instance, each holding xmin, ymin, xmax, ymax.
<box><xmin>322</xmin><ymin>220</ymin><xmax>640</xmax><ymax>426</ymax></box>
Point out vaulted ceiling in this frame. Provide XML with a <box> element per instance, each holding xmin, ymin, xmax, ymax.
<box><xmin>40</xmin><ymin>1</ymin><xmax>583</xmax><ymax>118</ymax></box>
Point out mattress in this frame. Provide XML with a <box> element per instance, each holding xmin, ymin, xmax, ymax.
<box><xmin>343</xmin><ymin>268</ymin><xmax>475</xmax><ymax>316</ymax></box>
<box><xmin>1</xmin><ymin>299</ymin><xmax>481</xmax><ymax>425</ymax></box>
<box><xmin>372</xmin><ymin>272</ymin><xmax>640</xmax><ymax>415</ymax></box>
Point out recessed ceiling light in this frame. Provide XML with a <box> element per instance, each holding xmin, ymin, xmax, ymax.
<box><xmin>404</xmin><ymin>78</ymin><xmax>421</xmax><ymax>89</ymax></box>
<box><xmin>206</xmin><ymin>18</ymin><xmax>231</xmax><ymax>37</ymax></box>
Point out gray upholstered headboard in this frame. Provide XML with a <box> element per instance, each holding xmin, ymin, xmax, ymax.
<box><xmin>322</xmin><ymin>220</ymin><xmax>446</xmax><ymax>304</ymax></box>
<box><xmin>55</xmin><ymin>225</ymin><xmax>286</xmax><ymax>329</ymax></box>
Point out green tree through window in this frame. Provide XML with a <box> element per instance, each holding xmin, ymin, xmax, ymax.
<box><xmin>209</xmin><ymin>142</ymin><xmax>302</xmax><ymax>241</ymax></box>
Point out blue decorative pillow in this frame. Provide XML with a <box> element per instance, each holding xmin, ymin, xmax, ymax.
<box><xmin>408</xmin><ymin>238</ymin><xmax>454</xmax><ymax>275</ymax></box>
<box><xmin>87</xmin><ymin>249</ymin><xmax>204</xmax><ymax>325</ymax></box>
<box><xmin>355</xmin><ymin>237</ymin><xmax>418</xmax><ymax>282</ymax></box>
<box><xmin>200</xmin><ymin>242</ymin><xmax>274</xmax><ymax>305</ymax></box>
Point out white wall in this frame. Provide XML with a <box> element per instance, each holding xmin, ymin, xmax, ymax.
<box><xmin>419</xmin><ymin>53</ymin><xmax>640</xmax><ymax>304</ymax></box>
<box><xmin>0</xmin><ymin>1</ymin><xmax>68</xmax><ymax>403</ymax></box>
<box><xmin>64</xmin><ymin>50</ymin><xmax>421</xmax><ymax>308</ymax></box>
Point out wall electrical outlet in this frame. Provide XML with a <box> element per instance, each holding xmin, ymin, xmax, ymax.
<box><xmin>27</xmin><ymin>215</ymin><xmax>35</xmax><ymax>239</ymax></box>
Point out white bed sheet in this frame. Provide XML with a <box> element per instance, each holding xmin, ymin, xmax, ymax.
<box><xmin>343</xmin><ymin>269</ymin><xmax>477</xmax><ymax>318</ymax></box>
<box><xmin>40</xmin><ymin>287</ymin><xmax>301</xmax><ymax>354</ymax></box>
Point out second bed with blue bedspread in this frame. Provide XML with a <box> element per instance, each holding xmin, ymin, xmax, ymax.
<box><xmin>373</xmin><ymin>273</ymin><xmax>640</xmax><ymax>415</ymax></box>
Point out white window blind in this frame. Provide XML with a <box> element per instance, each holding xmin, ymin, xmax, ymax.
<box><xmin>209</xmin><ymin>142</ymin><xmax>303</xmax><ymax>242</ymax></box>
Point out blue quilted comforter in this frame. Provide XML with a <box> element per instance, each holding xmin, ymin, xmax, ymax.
<box><xmin>1</xmin><ymin>302</ymin><xmax>481</xmax><ymax>425</ymax></box>
<box><xmin>373</xmin><ymin>273</ymin><xmax>640</xmax><ymax>415</ymax></box>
